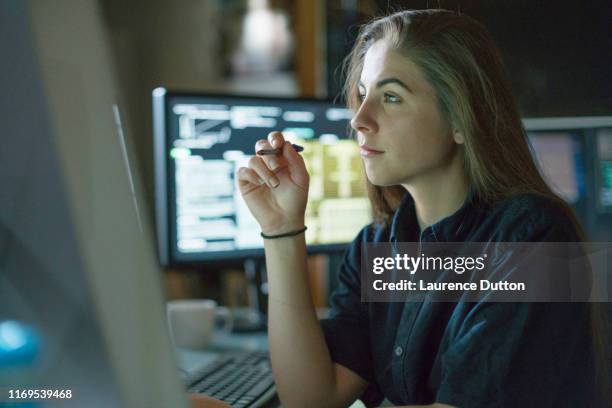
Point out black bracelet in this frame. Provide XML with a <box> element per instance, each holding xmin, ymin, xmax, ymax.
<box><xmin>261</xmin><ymin>226</ymin><xmax>307</xmax><ymax>239</ymax></box>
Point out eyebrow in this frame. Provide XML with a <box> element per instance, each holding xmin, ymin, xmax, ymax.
<box><xmin>358</xmin><ymin>77</ymin><xmax>414</xmax><ymax>94</ymax></box>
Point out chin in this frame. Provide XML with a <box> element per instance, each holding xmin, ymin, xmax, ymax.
<box><xmin>366</xmin><ymin>172</ymin><xmax>401</xmax><ymax>187</ymax></box>
<box><xmin>367</xmin><ymin>171</ymin><xmax>418</xmax><ymax>188</ymax></box>
<box><xmin>363</xmin><ymin>161</ymin><xmax>419</xmax><ymax>186</ymax></box>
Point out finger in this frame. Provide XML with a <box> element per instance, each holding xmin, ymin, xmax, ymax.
<box><xmin>248</xmin><ymin>155</ymin><xmax>280</xmax><ymax>188</ymax></box>
<box><xmin>236</xmin><ymin>166</ymin><xmax>264</xmax><ymax>189</ymax></box>
<box><xmin>255</xmin><ymin>138</ymin><xmax>272</xmax><ymax>151</ymax></box>
<box><xmin>268</xmin><ymin>131</ymin><xmax>285</xmax><ymax>148</ymax></box>
<box><xmin>255</xmin><ymin>138</ymin><xmax>287</xmax><ymax>172</ymax></box>
<box><xmin>189</xmin><ymin>394</ymin><xmax>231</xmax><ymax>408</ymax></box>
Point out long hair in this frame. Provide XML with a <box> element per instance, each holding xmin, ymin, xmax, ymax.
<box><xmin>342</xmin><ymin>9</ymin><xmax>608</xmax><ymax>403</ymax></box>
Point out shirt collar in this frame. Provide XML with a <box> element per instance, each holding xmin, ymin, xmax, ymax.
<box><xmin>388</xmin><ymin>186</ymin><xmax>484</xmax><ymax>243</ymax></box>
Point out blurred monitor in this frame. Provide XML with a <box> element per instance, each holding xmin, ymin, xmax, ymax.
<box><xmin>596</xmin><ymin>129</ymin><xmax>612</xmax><ymax>212</ymax></box>
<box><xmin>2</xmin><ymin>1</ymin><xmax>187</xmax><ymax>407</ymax></box>
<box><xmin>153</xmin><ymin>90</ymin><xmax>372</xmax><ymax>266</ymax></box>
<box><xmin>526</xmin><ymin>131</ymin><xmax>584</xmax><ymax>204</ymax></box>
<box><xmin>524</xmin><ymin>116</ymin><xmax>612</xmax><ymax>215</ymax></box>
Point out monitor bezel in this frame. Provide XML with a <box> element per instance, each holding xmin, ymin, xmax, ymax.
<box><xmin>153</xmin><ymin>88</ymin><xmax>360</xmax><ymax>267</ymax></box>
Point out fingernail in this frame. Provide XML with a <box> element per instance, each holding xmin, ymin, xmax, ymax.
<box><xmin>268</xmin><ymin>158</ymin><xmax>279</xmax><ymax>170</ymax></box>
<box><xmin>267</xmin><ymin>176</ymin><xmax>279</xmax><ymax>188</ymax></box>
<box><xmin>272</xmin><ymin>137</ymin><xmax>281</xmax><ymax>148</ymax></box>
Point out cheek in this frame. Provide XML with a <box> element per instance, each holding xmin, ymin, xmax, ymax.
<box><xmin>389</xmin><ymin>116</ymin><xmax>454</xmax><ymax>163</ymax></box>
<box><xmin>417</xmin><ymin>103</ymin><xmax>452</xmax><ymax>140</ymax></box>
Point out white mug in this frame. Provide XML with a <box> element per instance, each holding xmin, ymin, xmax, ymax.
<box><xmin>166</xmin><ymin>299</ymin><xmax>233</xmax><ymax>349</ymax></box>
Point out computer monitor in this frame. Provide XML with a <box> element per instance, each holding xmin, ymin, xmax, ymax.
<box><xmin>153</xmin><ymin>90</ymin><xmax>372</xmax><ymax>266</ymax></box>
<box><xmin>526</xmin><ymin>131</ymin><xmax>584</xmax><ymax>204</ymax></box>
<box><xmin>1</xmin><ymin>1</ymin><xmax>188</xmax><ymax>406</ymax></box>
<box><xmin>596</xmin><ymin>129</ymin><xmax>612</xmax><ymax>212</ymax></box>
<box><xmin>523</xmin><ymin>116</ymin><xmax>612</xmax><ymax>224</ymax></box>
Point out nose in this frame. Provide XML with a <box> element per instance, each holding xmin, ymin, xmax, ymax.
<box><xmin>350</xmin><ymin>100</ymin><xmax>378</xmax><ymax>135</ymax></box>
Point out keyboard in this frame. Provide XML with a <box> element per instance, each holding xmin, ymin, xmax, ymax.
<box><xmin>185</xmin><ymin>350</ymin><xmax>276</xmax><ymax>408</ymax></box>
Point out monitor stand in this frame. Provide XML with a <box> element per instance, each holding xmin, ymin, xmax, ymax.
<box><xmin>230</xmin><ymin>258</ymin><xmax>268</xmax><ymax>333</ymax></box>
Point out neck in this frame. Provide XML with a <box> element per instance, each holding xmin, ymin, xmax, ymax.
<box><xmin>401</xmin><ymin>153</ymin><xmax>469</xmax><ymax>233</ymax></box>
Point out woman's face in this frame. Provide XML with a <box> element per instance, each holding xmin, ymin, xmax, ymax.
<box><xmin>351</xmin><ymin>40</ymin><xmax>463</xmax><ymax>187</ymax></box>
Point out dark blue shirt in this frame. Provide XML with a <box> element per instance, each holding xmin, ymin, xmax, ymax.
<box><xmin>320</xmin><ymin>191</ymin><xmax>599</xmax><ymax>407</ymax></box>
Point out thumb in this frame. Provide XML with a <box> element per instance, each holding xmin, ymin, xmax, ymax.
<box><xmin>282</xmin><ymin>142</ymin><xmax>308</xmax><ymax>186</ymax></box>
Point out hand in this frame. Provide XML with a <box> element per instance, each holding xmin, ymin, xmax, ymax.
<box><xmin>236</xmin><ymin>131</ymin><xmax>310</xmax><ymax>235</ymax></box>
<box><xmin>189</xmin><ymin>393</ymin><xmax>232</xmax><ymax>408</ymax></box>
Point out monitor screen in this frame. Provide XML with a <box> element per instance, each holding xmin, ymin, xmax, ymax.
<box><xmin>596</xmin><ymin>129</ymin><xmax>612</xmax><ymax>211</ymax></box>
<box><xmin>153</xmin><ymin>89</ymin><xmax>371</xmax><ymax>265</ymax></box>
<box><xmin>526</xmin><ymin>132</ymin><xmax>584</xmax><ymax>204</ymax></box>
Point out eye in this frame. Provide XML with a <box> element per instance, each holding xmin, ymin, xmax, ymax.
<box><xmin>383</xmin><ymin>92</ymin><xmax>401</xmax><ymax>104</ymax></box>
<box><xmin>357</xmin><ymin>92</ymin><xmax>366</xmax><ymax>102</ymax></box>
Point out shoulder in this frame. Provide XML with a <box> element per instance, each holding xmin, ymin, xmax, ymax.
<box><xmin>486</xmin><ymin>192</ymin><xmax>582</xmax><ymax>242</ymax></box>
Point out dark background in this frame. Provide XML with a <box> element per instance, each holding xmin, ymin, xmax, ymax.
<box><xmin>325</xmin><ymin>0</ymin><xmax>612</xmax><ymax>117</ymax></box>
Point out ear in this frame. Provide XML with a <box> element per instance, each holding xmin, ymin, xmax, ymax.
<box><xmin>452</xmin><ymin>129</ymin><xmax>465</xmax><ymax>145</ymax></box>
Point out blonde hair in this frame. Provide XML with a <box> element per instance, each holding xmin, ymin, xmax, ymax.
<box><xmin>342</xmin><ymin>9</ymin><xmax>608</xmax><ymax>403</ymax></box>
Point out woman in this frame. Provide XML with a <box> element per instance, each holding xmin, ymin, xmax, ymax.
<box><xmin>236</xmin><ymin>9</ymin><xmax>607</xmax><ymax>408</ymax></box>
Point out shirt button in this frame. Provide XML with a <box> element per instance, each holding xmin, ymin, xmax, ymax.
<box><xmin>394</xmin><ymin>346</ymin><xmax>403</xmax><ymax>357</ymax></box>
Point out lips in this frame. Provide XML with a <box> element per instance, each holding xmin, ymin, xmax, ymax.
<box><xmin>359</xmin><ymin>144</ymin><xmax>385</xmax><ymax>156</ymax></box>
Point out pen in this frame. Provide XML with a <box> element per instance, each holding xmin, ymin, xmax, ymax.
<box><xmin>256</xmin><ymin>143</ymin><xmax>304</xmax><ymax>156</ymax></box>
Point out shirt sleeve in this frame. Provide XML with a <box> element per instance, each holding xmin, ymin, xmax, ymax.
<box><xmin>319</xmin><ymin>226</ymin><xmax>384</xmax><ymax>407</ymax></box>
<box><xmin>437</xmin><ymin>196</ymin><xmax>599</xmax><ymax>407</ymax></box>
